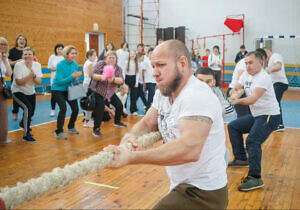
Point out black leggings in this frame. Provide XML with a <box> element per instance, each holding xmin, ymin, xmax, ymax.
<box><xmin>93</xmin><ymin>92</ymin><xmax>123</xmax><ymax>129</ymax></box>
<box><xmin>11</xmin><ymin>74</ymin><xmax>20</xmax><ymax>114</ymax></box>
<box><xmin>125</xmin><ymin>75</ymin><xmax>138</xmax><ymax>113</ymax></box>
<box><xmin>51</xmin><ymin>90</ymin><xmax>56</xmax><ymax>110</ymax></box>
<box><xmin>137</xmin><ymin>83</ymin><xmax>148</xmax><ymax>107</ymax></box>
<box><xmin>52</xmin><ymin>90</ymin><xmax>79</xmax><ymax>134</ymax></box>
<box><xmin>12</xmin><ymin>92</ymin><xmax>36</xmax><ymax>136</ymax></box>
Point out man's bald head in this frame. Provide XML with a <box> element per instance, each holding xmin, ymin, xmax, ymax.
<box><xmin>155</xmin><ymin>40</ymin><xmax>192</xmax><ymax>68</ymax></box>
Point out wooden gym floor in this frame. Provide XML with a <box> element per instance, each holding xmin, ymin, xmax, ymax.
<box><xmin>0</xmin><ymin>90</ymin><xmax>299</xmax><ymax>209</ymax></box>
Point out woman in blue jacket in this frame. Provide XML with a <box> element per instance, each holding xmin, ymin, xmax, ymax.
<box><xmin>52</xmin><ymin>45</ymin><xmax>81</xmax><ymax>139</ymax></box>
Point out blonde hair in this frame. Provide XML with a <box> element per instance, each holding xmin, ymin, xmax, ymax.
<box><xmin>63</xmin><ymin>45</ymin><xmax>77</xmax><ymax>59</ymax></box>
<box><xmin>23</xmin><ymin>47</ymin><xmax>35</xmax><ymax>56</ymax></box>
<box><xmin>106</xmin><ymin>50</ymin><xmax>117</xmax><ymax>58</ymax></box>
<box><xmin>0</xmin><ymin>37</ymin><xmax>9</xmax><ymax>51</ymax></box>
<box><xmin>120</xmin><ymin>84</ymin><xmax>129</xmax><ymax>92</ymax></box>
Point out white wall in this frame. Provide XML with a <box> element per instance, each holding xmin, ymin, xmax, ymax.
<box><xmin>159</xmin><ymin>0</ymin><xmax>300</xmax><ymax>64</ymax></box>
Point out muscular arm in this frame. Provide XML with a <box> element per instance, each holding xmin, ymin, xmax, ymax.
<box><xmin>108</xmin><ymin>115</ymin><xmax>212</xmax><ymax>167</ymax></box>
<box><xmin>120</xmin><ymin>107</ymin><xmax>159</xmax><ymax>144</ymax></box>
<box><xmin>232</xmin><ymin>87</ymin><xmax>265</xmax><ymax>105</ymax></box>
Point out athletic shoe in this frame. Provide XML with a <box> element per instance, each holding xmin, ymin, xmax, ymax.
<box><xmin>50</xmin><ymin>110</ymin><xmax>55</xmax><ymax>116</ymax></box>
<box><xmin>68</xmin><ymin>128</ymin><xmax>80</xmax><ymax>134</ymax></box>
<box><xmin>83</xmin><ymin>120</ymin><xmax>94</xmax><ymax>128</ymax></box>
<box><xmin>238</xmin><ymin>176</ymin><xmax>264</xmax><ymax>191</ymax></box>
<box><xmin>114</xmin><ymin>122</ymin><xmax>127</xmax><ymax>127</ymax></box>
<box><xmin>92</xmin><ymin>128</ymin><xmax>102</xmax><ymax>137</ymax></box>
<box><xmin>19</xmin><ymin>122</ymin><xmax>32</xmax><ymax>132</ymax></box>
<box><xmin>132</xmin><ymin>112</ymin><xmax>138</xmax><ymax>116</ymax></box>
<box><xmin>228</xmin><ymin>159</ymin><xmax>249</xmax><ymax>168</ymax></box>
<box><xmin>22</xmin><ymin>135</ymin><xmax>37</xmax><ymax>143</ymax></box>
<box><xmin>12</xmin><ymin>113</ymin><xmax>18</xmax><ymax>120</ymax></box>
<box><xmin>54</xmin><ymin>132</ymin><xmax>67</xmax><ymax>139</ymax></box>
<box><xmin>0</xmin><ymin>139</ymin><xmax>12</xmax><ymax>144</ymax></box>
<box><xmin>274</xmin><ymin>124</ymin><xmax>285</xmax><ymax>132</ymax></box>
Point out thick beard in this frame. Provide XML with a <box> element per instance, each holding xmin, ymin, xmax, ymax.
<box><xmin>159</xmin><ymin>67</ymin><xmax>182</xmax><ymax>97</ymax></box>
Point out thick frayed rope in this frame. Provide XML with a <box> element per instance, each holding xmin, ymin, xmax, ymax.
<box><xmin>0</xmin><ymin>132</ymin><xmax>161</xmax><ymax>209</ymax></box>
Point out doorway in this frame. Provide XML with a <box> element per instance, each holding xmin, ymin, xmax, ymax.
<box><xmin>85</xmin><ymin>32</ymin><xmax>105</xmax><ymax>57</ymax></box>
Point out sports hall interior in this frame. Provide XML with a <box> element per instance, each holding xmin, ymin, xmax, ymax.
<box><xmin>0</xmin><ymin>0</ymin><xmax>299</xmax><ymax>209</ymax></box>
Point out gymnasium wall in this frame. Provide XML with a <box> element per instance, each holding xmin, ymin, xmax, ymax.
<box><xmin>0</xmin><ymin>0</ymin><xmax>123</xmax><ymax>66</ymax></box>
<box><xmin>159</xmin><ymin>0</ymin><xmax>300</xmax><ymax>65</ymax></box>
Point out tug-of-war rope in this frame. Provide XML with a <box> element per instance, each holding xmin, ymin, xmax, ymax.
<box><xmin>0</xmin><ymin>132</ymin><xmax>162</xmax><ymax>209</ymax></box>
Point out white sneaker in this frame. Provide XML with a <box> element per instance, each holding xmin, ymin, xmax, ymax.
<box><xmin>83</xmin><ymin>120</ymin><xmax>94</xmax><ymax>128</ymax></box>
<box><xmin>54</xmin><ymin>132</ymin><xmax>67</xmax><ymax>139</ymax></box>
<box><xmin>132</xmin><ymin>112</ymin><xmax>138</xmax><ymax>116</ymax></box>
<box><xmin>50</xmin><ymin>110</ymin><xmax>55</xmax><ymax>116</ymax></box>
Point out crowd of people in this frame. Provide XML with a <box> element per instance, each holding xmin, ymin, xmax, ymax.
<box><xmin>0</xmin><ymin>33</ymin><xmax>290</xmax><ymax>208</ymax></box>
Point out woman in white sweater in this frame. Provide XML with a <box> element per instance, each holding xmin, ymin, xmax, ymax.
<box><xmin>208</xmin><ymin>45</ymin><xmax>222</xmax><ymax>86</ymax></box>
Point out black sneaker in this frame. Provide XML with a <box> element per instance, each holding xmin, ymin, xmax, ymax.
<box><xmin>114</xmin><ymin>122</ymin><xmax>127</xmax><ymax>127</ymax></box>
<box><xmin>274</xmin><ymin>124</ymin><xmax>285</xmax><ymax>132</ymax></box>
<box><xmin>93</xmin><ymin>128</ymin><xmax>102</xmax><ymax>137</ymax></box>
<box><xmin>19</xmin><ymin>122</ymin><xmax>32</xmax><ymax>132</ymax></box>
<box><xmin>238</xmin><ymin>176</ymin><xmax>264</xmax><ymax>191</ymax></box>
<box><xmin>22</xmin><ymin>135</ymin><xmax>37</xmax><ymax>143</ymax></box>
<box><xmin>228</xmin><ymin>159</ymin><xmax>249</xmax><ymax>168</ymax></box>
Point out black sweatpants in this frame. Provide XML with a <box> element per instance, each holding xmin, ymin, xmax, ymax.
<box><xmin>93</xmin><ymin>92</ymin><xmax>123</xmax><ymax>129</ymax></box>
<box><xmin>12</xmin><ymin>92</ymin><xmax>36</xmax><ymax>136</ymax></box>
<box><xmin>52</xmin><ymin>90</ymin><xmax>79</xmax><ymax>134</ymax></box>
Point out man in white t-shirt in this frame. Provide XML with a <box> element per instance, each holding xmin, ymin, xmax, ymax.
<box><xmin>227</xmin><ymin>58</ymin><xmax>250</xmax><ymax>117</ymax></box>
<box><xmin>228</xmin><ymin>51</ymin><xmax>280</xmax><ymax>191</ymax></box>
<box><xmin>264</xmin><ymin>47</ymin><xmax>289</xmax><ymax>132</ymax></box>
<box><xmin>104</xmin><ymin>40</ymin><xmax>228</xmax><ymax>209</ymax></box>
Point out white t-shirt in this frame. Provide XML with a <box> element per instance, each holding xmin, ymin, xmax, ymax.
<box><xmin>116</xmin><ymin>91</ymin><xmax>127</xmax><ymax>112</ymax></box>
<box><xmin>116</xmin><ymin>49</ymin><xmax>129</xmax><ymax>76</ymax></box>
<box><xmin>12</xmin><ymin>60</ymin><xmax>43</xmax><ymax>95</ymax></box>
<box><xmin>208</xmin><ymin>54</ymin><xmax>222</xmax><ymax>71</ymax></box>
<box><xmin>0</xmin><ymin>58</ymin><xmax>9</xmax><ymax>78</ymax></box>
<box><xmin>138</xmin><ymin>62</ymin><xmax>145</xmax><ymax>84</ymax></box>
<box><xmin>268</xmin><ymin>53</ymin><xmax>288</xmax><ymax>84</ymax></box>
<box><xmin>83</xmin><ymin>59</ymin><xmax>97</xmax><ymax>86</ymax></box>
<box><xmin>239</xmin><ymin>69</ymin><xmax>280</xmax><ymax>117</ymax></box>
<box><xmin>229</xmin><ymin>58</ymin><xmax>246</xmax><ymax>88</ymax></box>
<box><xmin>152</xmin><ymin>76</ymin><xmax>227</xmax><ymax>191</ymax></box>
<box><xmin>47</xmin><ymin>54</ymin><xmax>64</xmax><ymax>85</ymax></box>
<box><xmin>142</xmin><ymin>56</ymin><xmax>156</xmax><ymax>84</ymax></box>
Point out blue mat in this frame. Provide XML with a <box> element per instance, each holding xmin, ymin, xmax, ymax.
<box><xmin>8</xmin><ymin>98</ymin><xmax>300</xmax><ymax>132</ymax></box>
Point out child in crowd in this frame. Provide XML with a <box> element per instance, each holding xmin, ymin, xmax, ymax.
<box><xmin>116</xmin><ymin>84</ymin><xmax>129</xmax><ymax>118</ymax></box>
<box><xmin>201</xmin><ymin>48</ymin><xmax>210</xmax><ymax>67</ymax></box>
<box><xmin>195</xmin><ymin>67</ymin><xmax>235</xmax><ymax>118</ymax></box>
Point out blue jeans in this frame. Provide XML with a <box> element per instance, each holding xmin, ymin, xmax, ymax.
<box><xmin>273</xmin><ymin>82</ymin><xmax>288</xmax><ymax>125</ymax></box>
<box><xmin>228</xmin><ymin>114</ymin><xmax>280</xmax><ymax>177</ymax></box>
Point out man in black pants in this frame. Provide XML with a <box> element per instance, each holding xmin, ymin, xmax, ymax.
<box><xmin>263</xmin><ymin>47</ymin><xmax>289</xmax><ymax>131</ymax></box>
